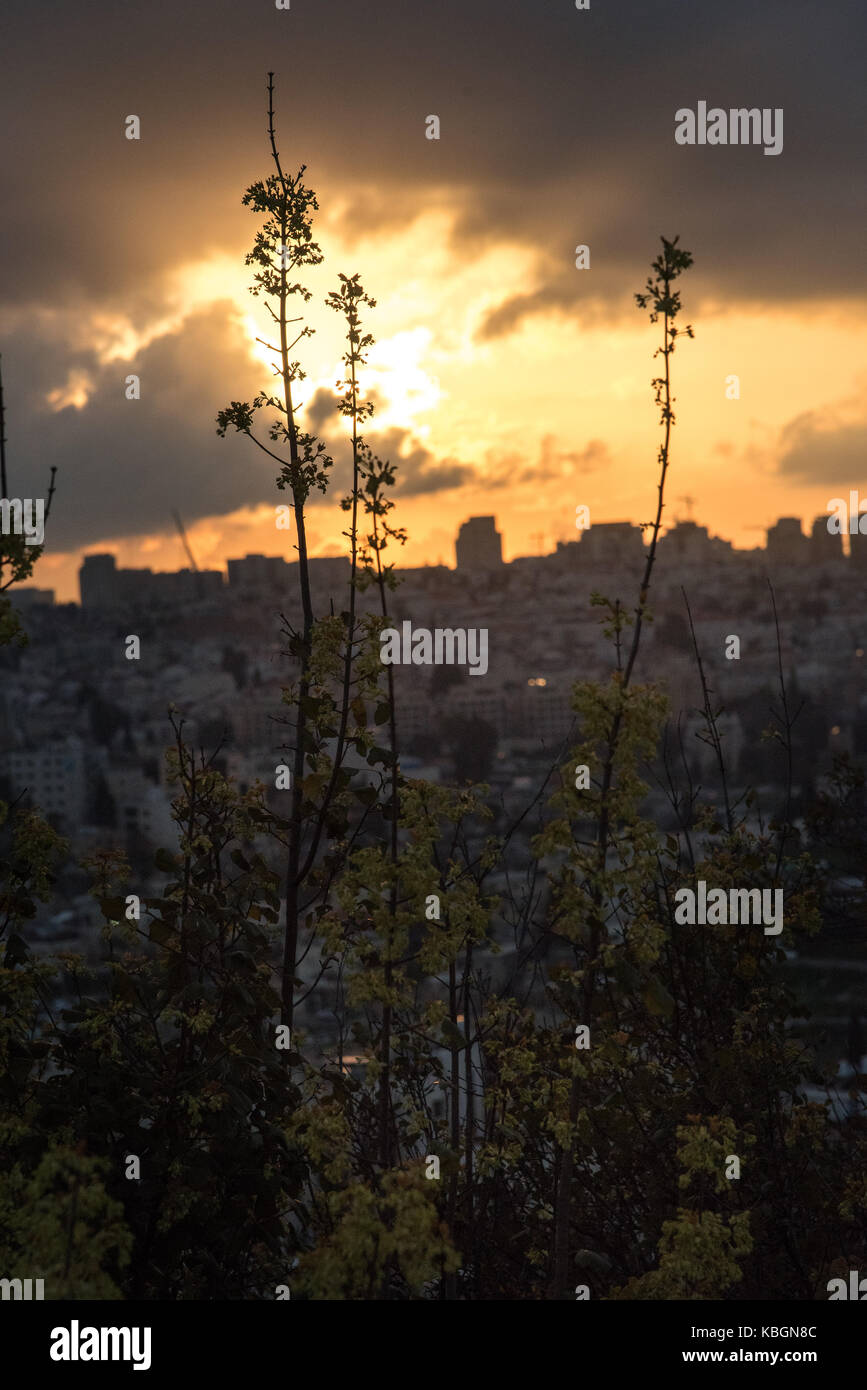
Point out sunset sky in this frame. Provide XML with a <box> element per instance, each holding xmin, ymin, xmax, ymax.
<box><xmin>2</xmin><ymin>0</ymin><xmax>866</xmax><ymax>601</ymax></box>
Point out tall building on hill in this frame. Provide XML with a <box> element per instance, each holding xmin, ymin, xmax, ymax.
<box><xmin>455</xmin><ymin>516</ymin><xmax>503</xmax><ymax>570</ymax></box>
<box><xmin>79</xmin><ymin>553</ymin><xmax>117</xmax><ymax>607</ymax></box>
<box><xmin>579</xmin><ymin>521</ymin><xmax>645</xmax><ymax>567</ymax></box>
<box><xmin>305</xmin><ymin>556</ymin><xmax>352</xmax><ymax>588</ymax></box>
<box><xmin>660</xmin><ymin>519</ymin><xmax>713</xmax><ymax>566</ymax></box>
<box><xmin>766</xmin><ymin>517</ymin><xmax>808</xmax><ymax>566</ymax></box>
<box><xmin>810</xmin><ymin>515</ymin><xmax>844</xmax><ymax>566</ymax></box>
<box><xmin>850</xmin><ymin>512</ymin><xmax>867</xmax><ymax>573</ymax></box>
<box><xmin>80</xmin><ymin>553</ymin><xmax>223</xmax><ymax>606</ymax></box>
<box><xmin>226</xmin><ymin>554</ymin><xmax>288</xmax><ymax>589</ymax></box>
<box><xmin>9</xmin><ymin>587</ymin><xmax>54</xmax><ymax>610</ymax></box>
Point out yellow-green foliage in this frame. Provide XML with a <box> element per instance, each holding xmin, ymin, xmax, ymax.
<box><xmin>613</xmin><ymin>1207</ymin><xmax>753</xmax><ymax>1300</ymax></box>
<box><xmin>0</xmin><ymin>1146</ymin><xmax>132</xmax><ymax>1300</ymax></box>
<box><xmin>612</xmin><ymin>1117</ymin><xmax>753</xmax><ymax>1299</ymax></box>
<box><xmin>295</xmin><ymin>1167</ymin><xmax>459</xmax><ymax>1299</ymax></box>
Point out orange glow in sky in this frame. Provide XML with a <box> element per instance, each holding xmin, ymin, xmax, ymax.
<box><xmin>28</xmin><ymin>207</ymin><xmax>867</xmax><ymax>602</ymax></box>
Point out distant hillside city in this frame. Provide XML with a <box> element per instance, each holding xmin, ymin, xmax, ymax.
<box><xmin>15</xmin><ymin>508</ymin><xmax>867</xmax><ymax>613</ymax></box>
<box><xmin>4</xmin><ymin>511</ymin><xmax>867</xmax><ymax>899</ymax></box>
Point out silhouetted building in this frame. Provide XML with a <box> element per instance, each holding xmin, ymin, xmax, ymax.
<box><xmin>661</xmin><ymin>520</ymin><xmax>713</xmax><ymax>566</ymax></box>
<box><xmin>1</xmin><ymin>736</ymin><xmax>86</xmax><ymax>830</ymax></box>
<box><xmin>851</xmin><ymin>513</ymin><xmax>867</xmax><ymax>573</ymax></box>
<box><xmin>810</xmin><ymin>515</ymin><xmax>844</xmax><ymax>566</ymax></box>
<box><xmin>79</xmin><ymin>553</ymin><xmax>118</xmax><ymax>607</ymax></box>
<box><xmin>119</xmin><ymin>568</ymin><xmax>159</xmax><ymax>604</ymax></box>
<box><xmin>9</xmin><ymin>587</ymin><xmax>55</xmax><ymax>609</ymax></box>
<box><xmin>306</xmin><ymin>556</ymin><xmax>352</xmax><ymax>588</ymax></box>
<box><xmin>80</xmin><ymin>553</ymin><xmax>223</xmax><ymax>606</ymax></box>
<box><xmin>554</xmin><ymin>539</ymin><xmax>581</xmax><ymax>567</ymax></box>
<box><xmin>579</xmin><ymin>521</ymin><xmax>645</xmax><ymax>568</ymax></box>
<box><xmin>148</xmin><ymin>569</ymin><xmax>223</xmax><ymax>603</ymax></box>
<box><xmin>278</xmin><ymin>555</ymin><xmax>352</xmax><ymax>601</ymax></box>
<box><xmin>456</xmin><ymin>516</ymin><xmax>503</xmax><ymax>570</ymax></box>
<box><xmin>227</xmin><ymin>554</ymin><xmax>288</xmax><ymax>589</ymax></box>
<box><xmin>766</xmin><ymin>517</ymin><xmax>808</xmax><ymax>566</ymax></box>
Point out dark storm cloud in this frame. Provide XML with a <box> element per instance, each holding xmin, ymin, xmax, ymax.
<box><xmin>521</xmin><ymin>435</ymin><xmax>610</xmax><ymax>483</ymax></box>
<box><xmin>2</xmin><ymin>0</ymin><xmax>864</xmax><ymax>314</ymax></box>
<box><xmin>300</xmin><ymin>411</ymin><xmax>479</xmax><ymax>498</ymax></box>
<box><xmin>1</xmin><ymin>0</ymin><xmax>864</xmax><ymax>545</ymax></box>
<box><xmin>4</xmin><ymin>303</ymin><xmax>265</xmax><ymax>548</ymax></box>
<box><xmin>777</xmin><ymin>408</ymin><xmax>867</xmax><ymax>486</ymax></box>
<box><xmin>354</xmin><ymin>428</ymin><xmax>607</xmax><ymax>496</ymax></box>
<box><xmin>301</xmin><ymin>415</ymin><xmax>605</xmax><ymax>500</ymax></box>
<box><xmin>305</xmin><ymin>386</ymin><xmax>339</xmax><ymax>434</ymax></box>
<box><xmin>367</xmin><ymin>428</ymin><xmax>476</xmax><ymax>497</ymax></box>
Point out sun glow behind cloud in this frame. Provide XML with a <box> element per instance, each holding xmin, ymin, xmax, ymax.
<box><xmin>46</xmin><ymin>369</ymin><xmax>93</xmax><ymax>412</ymax></box>
<box><xmin>24</xmin><ymin>189</ymin><xmax>867</xmax><ymax>604</ymax></box>
<box><xmin>362</xmin><ymin>329</ymin><xmax>443</xmax><ymax>431</ymax></box>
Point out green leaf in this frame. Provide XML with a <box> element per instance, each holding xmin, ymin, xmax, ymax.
<box><xmin>643</xmin><ymin>975</ymin><xmax>675</xmax><ymax>1019</ymax></box>
<box><xmin>441</xmin><ymin>1020</ymin><xmax>466</xmax><ymax>1049</ymax></box>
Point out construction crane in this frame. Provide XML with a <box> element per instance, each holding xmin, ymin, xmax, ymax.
<box><xmin>677</xmin><ymin>494</ymin><xmax>696</xmax><ymax>521</ymax></box>
<box><xmin>172</xmin><ymin>510</ymin><xmax>199</xmax><ymax>571</ymax></box>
